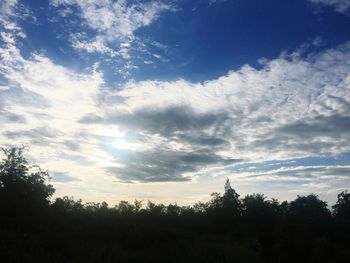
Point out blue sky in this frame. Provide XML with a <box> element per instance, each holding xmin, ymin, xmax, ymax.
<box><xmin>1</xmin><ymin>0</ymin><xmax>350</xmax><ymax>205</ymax></box>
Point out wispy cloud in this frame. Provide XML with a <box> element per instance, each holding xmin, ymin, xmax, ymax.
<box><xmin>51</xmin><ymin>171</ymin><xmax>81</xmax><ymax>182</ymax></box>
<box><xmin>0</xmin><ymin>0</ymin><xmax>17</xmax><ymax>17</ymax></box>
<box><xmin>50</xmin><ymin>0</ymin><xmax>174</xmax><ymax>60</ymax></box>
<box><xmin>309</xmin><ymin>0</ymin><xmax>350</xmax><ymax>14</ymax></box>
<box><xmin>227</xmin><ymin>164</ymin><xmax>350</xmax><ymax>202</ymax></box>
<box><xmin>0</xmin><ymin>0</ymin><xmax>27</xmax><ymax>42</ymax></box>
<box><xmin>208</xmin><ymin>0</ymin><xmax>227</xmax><ymax>6</ymax></box>
<box><xmin>0</xmin><ymin>7</ymin><xmax>106</xmax><ymax>185</ymax></box>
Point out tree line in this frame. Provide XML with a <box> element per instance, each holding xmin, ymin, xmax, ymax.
<box><xmin>1</xmin><ymin>147</ymin><xmax>350</xmax><ymax>263</ymax></box>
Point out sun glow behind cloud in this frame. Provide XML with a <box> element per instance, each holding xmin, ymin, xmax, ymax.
<box><xmin>0</xmin><ymin>0</ymin><xmax>350</xmax><ymax>205</ymax></box>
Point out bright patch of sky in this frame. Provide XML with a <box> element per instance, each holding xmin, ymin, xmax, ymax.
<box><xmin>0</xmin><ymin>0</ymin><xmax>350</xmax><ymax>205</ymax></box>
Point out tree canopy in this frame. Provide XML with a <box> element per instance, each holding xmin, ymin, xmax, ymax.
<box><xmin>0</xmin><ymin>147</ymin><xmax>54</xmax><ymax>215</ymax></box>
<box><xmin>1</xmin><ymin>146</ymin><xmax>349</xmax><ymax>263</ymax></box>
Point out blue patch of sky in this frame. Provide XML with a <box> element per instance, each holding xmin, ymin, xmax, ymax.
<box><xmin>229</xmin><ymin>152</ymin><xmax>350</xmax><ymax>173</ymax></box>
<box><xmin>16</xmin><ymin>0</ymin><xmax>350</xmax><ymax>84</ymax></box>
<box><xmin>18</xmin><ymin>0</ymin><xmax>85</xmax><ymax>67</ymax></box>
<box><xmin>132</xmin><ymin>0</ymin><xmax>350</xmax><ymax>82</ymax></box>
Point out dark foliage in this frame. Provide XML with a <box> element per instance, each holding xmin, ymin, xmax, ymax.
<box><xmin>1</xmin><ymin>147</ymin><xmax>350</xmax><ymax>263</ymax></box>
<box><xmin>333</xmin><ymin>191</ymin><xmax>350</xmax><ymax>219</ymax></box>
<box><xmin>0</xmin><ymin>147</ymin><xmax>54</xmax><ymax>216</ymax></box>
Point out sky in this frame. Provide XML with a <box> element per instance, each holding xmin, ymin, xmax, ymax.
<box><xmin>0</xmin><ymin>0</ymin><xmax>350</xmax><ymax>206</ymax></box>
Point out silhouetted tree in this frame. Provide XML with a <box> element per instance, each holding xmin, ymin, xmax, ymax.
<box><xmin>167</xmin><ymin>203</ymin><xmax>181</xmax><ymax>216</ymax></box>
<box><xmin>222</xmin><ymin>178</ymin><xmax>242</xmax><ymax>216</ymax></box>
<box><xmin>242</xmin><ymin>193</ymin><xmax>279</xmax><ymax>219</ymax></box>
<box><xmin>147</xmin><ymin>201</ymin><xmax>165</xmax><ymax>215</ymax></box>
<box><xmin>116</xmin><ymin>200</ymin><xmax>136</xmax><ymax>214</ymax></box>
<box><xmin>333</xmin><ymin>190</ymin><xmax>350</xmax><ymax>219</ymax></box>
<box><xmin>242</xmin><ymin>194</ymin><xmax>281</xmax><ymax>257</ymax></box>
<box><xmin>2</xmin><ymin>146</ymin><xmax>350</xmax><ymax>263</ymax></box>
<box><xmin>51</xmin><ymin>196</ymin><xmax>84</xmax><ymax>213</ymax></box>
<box><xmin>289</xmin><ymin>194</ymin><xmax>330</xmax><ymax>219</ymax></box>
<box><xmin>193</xmin><ymin>201</ymin><xmax>208</xmax><ymax>213</ymax></box>
<box><xmin>0</xmin><ymin>147</ymin><xmax>54</xmax><ymax>216</ymax></box>
<box><xmin>134</xmin><ymin>199</ymin><xmax>143</xmax><ymax>212</ymax></box>
<box><xmin>209</xmin><ymin>192</ymin><xmax>223</xmax><ymax>210</ymax></box>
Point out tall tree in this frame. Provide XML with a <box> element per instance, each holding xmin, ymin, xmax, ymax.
<box><xmin>222</xmin><ymin>178</ymin><xmax>242</xmax><ymax>216</ymax></box>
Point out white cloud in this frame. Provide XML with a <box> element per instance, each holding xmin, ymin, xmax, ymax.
<box><xmin>0</xmin><ymin>17</ymin><xmax>110</xmax><ymax>193</ymax></box>
<box><xmin>0</xmin><ymin>48</ymin><xmax>104</xmax><ymax>138</ymax></box>
<box><xmin>309</xmin><ymin>0</ymin><xmax>350</xmax><ymax>13</ymax></box>
<box><xmin>50</xmin><ymin>0</ymin><xmax>173</xmax><ymax>58</ymax></box>
<box><xmin>1</xmin><ymin>39</ymin><xmax>350</xmax><ymax>202</ymax></box>
<box><xmin>92</xmin><ymin>42</ymin><xmax>350</xmax><ymax>170</ymax></box>
<box><xmin>0</xmin><ymin>3</ymin><xmax>134</xmax><ymax>203</ymax></box>
<box><xmin>0</xmin><ymin>0</ymin><xmax>17</xmax><ymax>17</ymax></box>
<box><xmin>1</xmin><ymin>1</ymin><xmax>350</xmax><ymax>203</ymax></box>
<box><xmin>0</xmin><ymin>0</ymin><xmax>27</xmax><ymax>44</ymax></box>
<box><xmin>71</xmin><ymin>37</ymin><xmax>118</xmax><ymax>57</ymax></box>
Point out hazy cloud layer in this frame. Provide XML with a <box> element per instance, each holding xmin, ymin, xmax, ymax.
<box><xmin>52</xmin><ymin>171</ymin><xmax>81</xmax><ymax>182</ymax></box>
<box><xmin>261</xmin><ymin>166</ymin><xmax>350</xmax><ymax>179</ymax></box>
<box><xmin>80</xmin><ymin>106</ymin><xmax>238</xmax><ymax>182</ymax></box>
<box><xmin>105</xmin><ymin>149</ymin><xmax>238</xmax><ymax>182</ymax></box>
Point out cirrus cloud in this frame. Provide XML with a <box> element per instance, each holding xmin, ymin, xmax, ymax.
<box><xmin>50</xmin><ymin>0</ymin><xmax>174</xmax><ymax>59</ymax></box>
<box><xmin>309</xmin><ymin>0</ymin><xmax>350</xmax><ymax>14</ymax></box>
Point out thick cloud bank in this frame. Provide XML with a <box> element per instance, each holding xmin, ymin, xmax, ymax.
<box><xmin>1</xmin><ymin>1</ymin><xmax>350</xmax><ymax>184</ymax></box>
<box><xmin>78</xmin><ymin>43</ymin><xmax>350</xmax><ymax>182</ymax></box>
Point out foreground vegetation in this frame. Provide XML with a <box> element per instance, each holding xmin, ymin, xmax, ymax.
<box><xmin>1</xmin><ymin>147</ymin><xmax>350</xmax><ymax>262</ymax></box>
